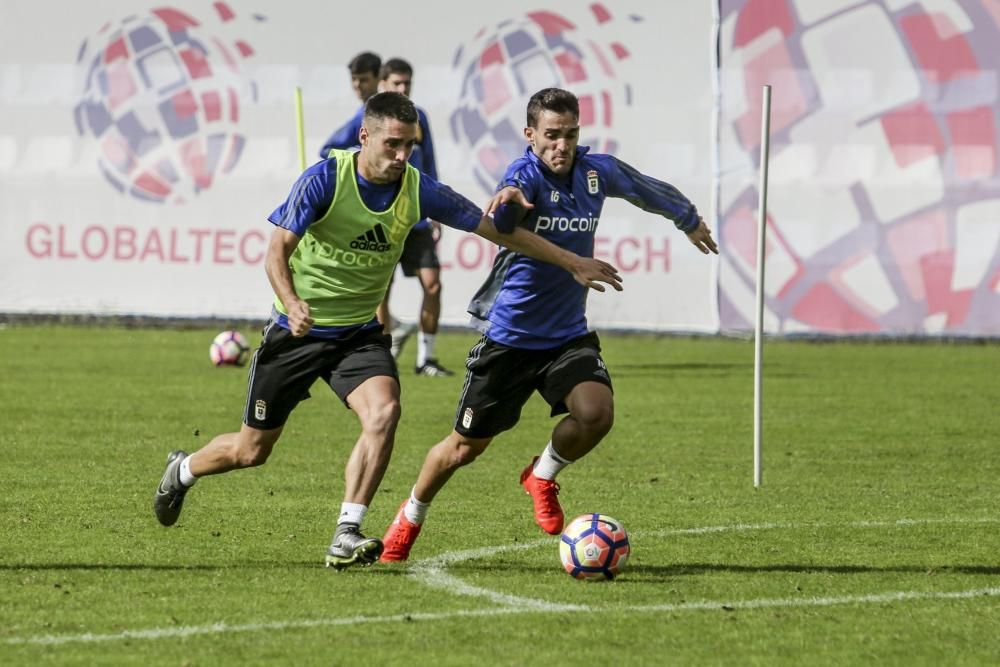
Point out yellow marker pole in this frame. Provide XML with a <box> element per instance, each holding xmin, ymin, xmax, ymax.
<box><xmin>294</xmin><ymin>86</ymin><xmax>306</xmax><ymax>171</ymax></box>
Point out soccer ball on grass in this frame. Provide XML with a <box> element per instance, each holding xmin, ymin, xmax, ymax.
<box><xmin>209</xmin><ymin>330</ymin><xmax>250</xmax><ymax>367</ymax></box>
<box><xmin>559</xmin><ymin>513</ymin><xmax>630</xmax><ymax>581</ymax></box>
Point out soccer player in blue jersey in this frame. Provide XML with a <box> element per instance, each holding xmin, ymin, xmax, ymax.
<box><xmin>374</xmin><ymin>59</ymin><xmax>453</xmax><ymax>375</ymax></box>
<box><xmin>380</xmin><ymin>87</ymin><xmax>718</xmax><ymax>561</ymax></box>
<box><xmin>317</xmin><ymin>51</ymin><xmax>381</xmax><ymax>156</ymax></box>
<box><xmin>152</xmin><ymin>91</ymin><xmax>622</xmax><ymax>570</ymax></box>
<box><xmin>320</xmin><ymin>58</ymin><xmax>452</xmax><ymax>375</ymax></box>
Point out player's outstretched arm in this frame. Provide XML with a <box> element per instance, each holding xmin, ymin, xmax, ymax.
<box><xmin>483</xmin><ymin>185</ymin><xmax>535</xmax><ymax>217</ymax></box>
<box><xmin>686</xmin><ymin>217</ymin><xmax>719</xmax><ymax>255</ymax></box>
<box><xmin>265</xmin><ymin>227</ymin><xmax>314</xmax><ymax>336</ymax></box>
<box><xmin>473</xmin><ymin>216</ymin><xmax>623</xmax><ymax>293</ymax></box>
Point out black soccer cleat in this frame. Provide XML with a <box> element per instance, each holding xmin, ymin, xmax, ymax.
<box><xmin>153</xmin><ymin>450</ymin><xmax>191</xmax><ymax>526</ymax></box>
<box><xmin>415</xmin><ymin>359</ymin><xmax>454</xmax><ymax>377</ymax></box>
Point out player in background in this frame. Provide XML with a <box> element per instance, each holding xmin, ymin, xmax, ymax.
<box><xmin>319</xmin><ymin>58</ymin><xmax>449</xmax><ymax>375</ymax></box>
<box><xmin>317</xmin><ymin>51</ymin><xmax>382</xmax><ymax>158</ymax></box>
<box><xmin>373</xmin><ymin>58</ymin><xmax>452</xmax><ymax>375</ymax></box>
<box><xmin>153</xmin><ymin>92</ymin><xmax>623</xmax><ymax>570</ymax></box>
<box><xmin>380</xmin><ymin>87</ymin><xmax>718</xmax><ymax>561</ymax></box>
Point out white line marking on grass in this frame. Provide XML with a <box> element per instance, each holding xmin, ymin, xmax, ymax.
<box><xmin>5</xmin><ymin>516</ymin><xmax>998</xmax><ymax>647</ymax></box>
<box><xmin>1</xmin><ymin>607</ymin><xmax>533</xmax><ymax>646</ymax></box>
<box><xmin>658</xmin><ymin>516</ymin><xmax>1000</xmax><ymax>537</ymax></box>
<box><xmin>7</xmin><ymin>587</ymin><xmax>999</xmax><ymax>646</ymax></box>
<box><xmin>411</xmin><ymin>516</ymin><xmax>1000</xmax><ymax>606</ymax></box>
<box><xmin>410</xmin><ymin>540</ymin><xmax>585</xmax><ymax>610</ymax></box>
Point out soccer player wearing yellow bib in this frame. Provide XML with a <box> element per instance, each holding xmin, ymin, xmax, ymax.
<box><xmin>153</xmin><ymin>92</ymin><xmax>623</xmax><ymax>570</ymax></box>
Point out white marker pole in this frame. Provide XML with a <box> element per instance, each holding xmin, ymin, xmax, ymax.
<box><xmin>754</xmin><ymin>85</ymin><xmax>772</xmax><ymax>489</ymax></box>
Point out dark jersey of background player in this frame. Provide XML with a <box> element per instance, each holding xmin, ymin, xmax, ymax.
<box><xmin>475</xmin><ymin>145</ymin><xmax>699</xmax><ymax>348</ymax></box>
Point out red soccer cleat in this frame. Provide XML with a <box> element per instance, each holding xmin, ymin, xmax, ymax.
<box><xmin>520</xmin><ymin>456</ymin><xmax>564</xmax><ymax>535</ymax></box>
<box><xmin>380</xmin><ymin>501</ymin><xmax>423</xmax><ymax>562</ymax></box>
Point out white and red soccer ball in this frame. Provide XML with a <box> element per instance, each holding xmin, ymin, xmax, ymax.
<box><xmin>209</xmin><ymin>330</ymin><xmax>249</xmax><ymax>366</ymax></box>
<box><xmin>559</xmin><ymin>513</ymin><xmax>630</xmax><ymax>581</ymax></box>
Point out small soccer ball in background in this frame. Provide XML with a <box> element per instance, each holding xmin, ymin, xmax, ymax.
<box><xmin>559</xmin><ymin>513</ymin><xmax>630</xmax><ymax>581</ymax></box>
<box><xmin>209</xmin><ymin>330</ymin><xmax>250</xmax><ymax>367</ymax></box>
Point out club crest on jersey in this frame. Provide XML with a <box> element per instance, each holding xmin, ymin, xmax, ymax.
<box><xmin>550</xmin><ymin>190</ymin><xmax>560</xmax><ymax>203</ymax></box>
<box><xmin>586</xmin><ymin>170</ymin><xmax>599</xmax><ymax>195</ymax></box>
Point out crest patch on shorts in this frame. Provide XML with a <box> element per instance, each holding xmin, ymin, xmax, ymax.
<box><xmin>255</xmin><ymin>400</ymin><xmax>267</xmax><ymax>421</ymax></box>
<box><xmin>462</xmin><ymin>407</ymin><xmax>474</xmax><ymax>429</ymax></box>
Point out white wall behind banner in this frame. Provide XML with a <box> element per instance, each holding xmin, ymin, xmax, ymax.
<box><xmin>0</xmin><ymin>0</ymin><xmax>717</xmax><ymax>331</ymax></box>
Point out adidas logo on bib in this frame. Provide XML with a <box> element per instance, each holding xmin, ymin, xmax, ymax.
<box><xmin>350</xmin><ymin>224</ymin><xmax>393</xmax><ymax>252</ymax></box>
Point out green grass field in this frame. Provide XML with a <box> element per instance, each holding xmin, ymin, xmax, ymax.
<box><xmin>2</xmin><ymin>324</ymin><xmax>998</xmax><ymax>666</ymax></box>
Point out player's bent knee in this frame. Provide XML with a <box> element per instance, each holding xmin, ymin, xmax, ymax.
<box><xmin>449</xmin><ymin>435</ymin><xmax>491</xmax><ymax>467</ymax></box>
<box><xmin>450</xmin><ymin>446</ymin><xmax>479</xmax><ymax>467</ymax></box>
<box><xmin>575</xmin><ymin>405</ymin><xmax>614</xmax><ymax>436</ymax></box>
<box><xmin>233</xmin><ymin>426</ymin><xmax>280</xmax><ymax>467</ymax></box>
<box><xmin>235</xmin><ymin>441</ymin><xmax>273</xmax><ymax>467</ymax></box>
<box><xmin>360</xmin><ymin>399</ymin><xmax>402</xmax><ymax>434</ymax></box>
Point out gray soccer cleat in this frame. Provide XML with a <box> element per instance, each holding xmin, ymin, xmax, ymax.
<box><xmin>153</xmin><ymin>450</ymin><xmax>191</xmax><ymax>526</ymax></box>
<box><xmin>324</xmin><ymin>524</ymin><xmax>384</xmax><ymax>570</ymax></box>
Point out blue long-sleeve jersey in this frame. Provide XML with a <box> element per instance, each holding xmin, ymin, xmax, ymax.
<box><xmin>469</xmin><ymin>146</ymin><xmax>700</xmax><ymax>349</ymax></box>
<box><xmin>317</xmin><ymin>106</ymin><xmax>365</xmax><ymax>157</ymax></box>
<box><xmin>318</xmin><ymin>105</ymin><xmax>438</xmax><ymax>230</ymax></box>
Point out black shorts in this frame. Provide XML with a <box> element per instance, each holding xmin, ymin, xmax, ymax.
<box><xmin>243</xmin><ymin>320</ymin><xmax>398</xmax><ymax>430</ymax></box>
<box><xmin>399</xmin><ymin>225</ymin><xmax>440</xmax><ymax>276</ymax></box>
<box><xmin>453</xmin><ymin>332</ymin><xmax>613</xmax><ymax>438</ymax></box>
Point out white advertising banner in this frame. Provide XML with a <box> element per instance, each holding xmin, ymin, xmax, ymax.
<box><xmin>717</xmin><ymin>0</ymin><xmax>1000</xmax><ymax>336</ymax></box>
<box><xmin>0</xmin><ymin>0</ymin><xmax>717</xmax><ymax>331</ymax></box>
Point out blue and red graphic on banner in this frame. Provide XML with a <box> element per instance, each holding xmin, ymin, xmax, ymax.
<box><xmin>73</xmin><ymin>3</ymin><xmax>261</xmax><ymax>204</ymax></box>
<box><xmin>719</xmin><ymin>0</ymin><xmax>1000</xmax><ymax>335</ymax></box>
<box><xmin>450</xmin><ymin>3</ymin><xmax>637</xmax><ymax>194</ymax></box>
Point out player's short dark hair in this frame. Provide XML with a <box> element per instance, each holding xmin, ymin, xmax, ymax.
<box><xmin>379</xmin><ymin>57</ymin><xmax>413</xmax><ymax>80</ymax></box>
<box><xmin>364</xmin><ymin>91</ymin><xmax>418</xmax><ymax>127</ymax></box>
<box><xmin>348</xmin><ymin>52</ymin><xmax>381</xmax><ymax>77</ymax></box>
<box><xmin>526</xmin><ymin>88</ymin><xmax>579</xmax><ymax>127</ymax></box>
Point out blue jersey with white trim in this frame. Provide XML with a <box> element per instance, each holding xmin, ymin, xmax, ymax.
<box><xmin>470</xmin><ymin>145</ymin><xmax>699</xmax><ymax>349</ymax></box>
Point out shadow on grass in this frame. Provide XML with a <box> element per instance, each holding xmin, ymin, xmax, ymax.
<box><xmin>0</xmin><ymin>562</ymin><xmax>410</xmax><ymax>576</ymax></box>
<box><xmin>612</xmin><ymin>362</ymin><xmax>801</xmax><ymax>378</ymax></box>
<box><xmin>616</xmin><ymin>362</ymin><xmax>747</xmax><ymax>372</ymax></box>
<box><xmin>443</xmin><ymin>561</ymin><xmax>1000</xmax><ymax>579</ymax></box>
<box><xmin>623</xmin><ymin>562</ymin><xmax>1000</xmax><ymax>579</ymax></box>
<box><xmin>10</xmin><ymin>561</ymin><xmax>997</xmax><ymax>579</ymax></box>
